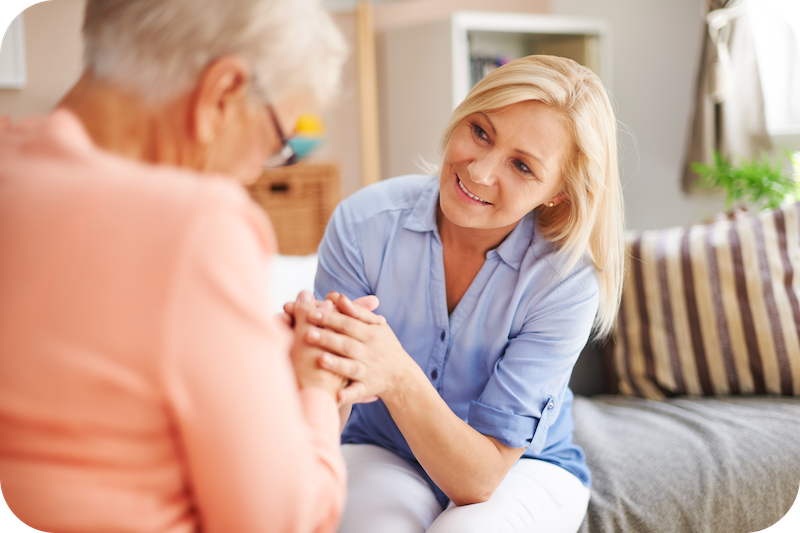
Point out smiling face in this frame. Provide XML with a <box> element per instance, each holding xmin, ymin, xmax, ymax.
<box><xmin>438</xmin><ymin>100</ymin><xmax>571</xmax><ymax>234</ymax></box>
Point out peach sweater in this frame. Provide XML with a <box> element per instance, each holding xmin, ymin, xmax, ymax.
<box><xmin>0</xmin><ymin>111</ymin><xmax>345</xmax><ymax>533</ymax></box>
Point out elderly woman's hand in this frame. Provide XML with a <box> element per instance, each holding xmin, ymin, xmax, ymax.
<box><xmin>305</xmin><ymin>294</ymin><xmax>415</xmax><ymax>404</ymax></box>
<box><xmin>289</xmin><ymin>292</ymin><xmax>346</xmax><ymax>399</ymax></box>
<box><xmin>280</xmin><ymin>292</ymin><xmax>381</xmax><ymax>329</ymax></box>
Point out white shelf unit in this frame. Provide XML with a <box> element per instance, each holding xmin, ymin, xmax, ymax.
<box><xmin>0</xmin><ymin>15</ymin><xmax>27</xmax><ymax>89</ymax></box>
<box><xmin>376</xmin><ymin>11</ymin><xmax>610</xmax><ymax>179</ymax></box>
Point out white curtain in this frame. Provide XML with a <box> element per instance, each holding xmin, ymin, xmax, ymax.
<box><xmin>682</xmin><ymin>0</ymin><xmax>772</xmax><ymax>192</ymax></box>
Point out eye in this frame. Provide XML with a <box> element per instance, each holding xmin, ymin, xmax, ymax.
<box><xmin>470</xmin><ymin>122</ymin><xmax>489</xmax><ymax>143</ymax></box>
<box><xmin>513</xmin><ymin>159</ymin><xmax>532</xmax><ymax>175</ymax></box>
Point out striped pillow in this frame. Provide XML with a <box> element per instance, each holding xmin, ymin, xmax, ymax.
<box><xmin>612</xmin><ymin>203</ymin><xmax>800</xmax><ymax>399</ymax></box>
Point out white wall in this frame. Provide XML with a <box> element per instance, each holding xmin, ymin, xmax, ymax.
<box><xmin>551</xmin><ymin>0</ymin><xmax>725</xmax><ymax>231</ymax></box>
<box><xmin>323</xmin><ymin>0</ymin><xmax>406</xmax><ymax>13</ymax></box>
<box><xmin>308</xmin><ymin>12</ymin><xmax>363</xmax><ymax>201</ymax></box>
<box><xmin>0</xmin><ymin>0</ymin><xmax>83</xmax><ymax>120</ymax></box>
<box><xmin>2</xmin><ymin>0</ymin><xmax>729</xmax><ymax>230</ymax></box>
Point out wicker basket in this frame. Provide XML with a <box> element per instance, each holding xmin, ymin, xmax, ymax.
<box><xmin>247</xmin><ymin>163</ymin><xmax>340</xmax><ymax>256</ymax></box>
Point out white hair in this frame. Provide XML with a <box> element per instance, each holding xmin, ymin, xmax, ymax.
<box><xmin>82</xmin><ymin>0</ymin><xmax>347</xmax><ymax>106</ymax></box>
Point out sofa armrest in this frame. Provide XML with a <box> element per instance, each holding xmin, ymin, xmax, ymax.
<box><xmin>569</xmin><ymin>338</ymin><xmax>618</xmax><ymax>397</ymax></box>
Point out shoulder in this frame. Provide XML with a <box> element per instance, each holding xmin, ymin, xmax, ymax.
<box><xmin>525</xmin><ymin>225</ymin><xmax>599</xmax><ymax>303</ymax></box>
<box><xmin>2</xmin><ymin>109</ymin><xmax>264</xmax><ymax>243</ymax></box>
<box><xmin>60</xmin><ymin>136</ymin><xmax>273</xmax><ymax>260</ymax></box>
<box><xmin>100</xmin><ymin>154</ymin><xmax>267</xmax><ymax>238</ymax></box>
<box><xmin>127</xmin><ymin>166</ymin><xmax>275</xmax><ymax>257</ymax></box>
<box><xmin>335</xmin><ymin>174</ymin><xmax>436</xmax><ymax>225</ymax></box>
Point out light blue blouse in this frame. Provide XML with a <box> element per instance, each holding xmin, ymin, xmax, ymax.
<box><xmin>315</xmin><ymin>175</ymin><xmax>597</xmax><ymax>507</ymax></box>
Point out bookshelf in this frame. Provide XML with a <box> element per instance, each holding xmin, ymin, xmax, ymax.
<box><xmin>376</xmin><ymin>11</ymin><xmax>610</xmax><ymax>179</ymax></box>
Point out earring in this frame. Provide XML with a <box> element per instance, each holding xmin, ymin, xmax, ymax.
<box><xmin>548</xmin><ymin>202</ymin><xmax>554</xmax><ymax>207</ymax></box>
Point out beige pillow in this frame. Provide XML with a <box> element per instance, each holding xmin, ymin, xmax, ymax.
<box><xmin>612</xmin><ymin>203</ymin><xmax>800</xmax><ymax>399</ymax></box>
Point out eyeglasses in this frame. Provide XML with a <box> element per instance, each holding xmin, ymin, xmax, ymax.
<box><xmin>264</xmin><ymin>103</ymin><xmax>326</xmax><ymax>169</ymax></box>
<box><xmin>265</xmin><ymin>104</ymin><xmax>299</xmax><ymax>168</ymax></box>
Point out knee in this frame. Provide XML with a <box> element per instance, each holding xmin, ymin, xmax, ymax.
<box><xmin>425</xmin><ymin>505</ymin><xmax>498</xmax><ymax>533</ymax></box>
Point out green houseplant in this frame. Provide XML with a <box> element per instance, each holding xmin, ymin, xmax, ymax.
<box><xmin>691</xmin><ymin>150</ymin><xmax>800</xmax><ymax>211</ymax></box>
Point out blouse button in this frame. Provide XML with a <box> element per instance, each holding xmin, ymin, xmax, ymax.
<box><xmin>440</xmin><ymin>331</ymin><xmax>446</xmax><ymax>341</ymax></box>
<box><xmin>431</xmin><ymin>369</ymin><xmax>439</xmax><ymax>380</ymax></box>
<box><xmin>547</xmin><ymin>401</ymin><xmax>555</xmax><ymax>409</ymax></box>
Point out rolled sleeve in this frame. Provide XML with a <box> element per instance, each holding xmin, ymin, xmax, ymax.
<box><xmin>468</xmin><ymin>396</ymin><xmax>557</xmax><ymax>449</ymax></box>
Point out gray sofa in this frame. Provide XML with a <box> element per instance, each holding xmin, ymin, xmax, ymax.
<box><xmin>569</xmin><ymin>337</ymin><xmax>800</xmax><ymax>533</ymax></box>
<box><xmin>568</xmin><ymin>203</ymin><xmax>800</xmax><ymax>533</ymax></box>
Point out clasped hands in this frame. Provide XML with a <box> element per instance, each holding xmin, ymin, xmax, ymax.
<box><xmin>282</xmin><ymin>290</ymin><xmax>412</xmax><ymax>406</ymax></box>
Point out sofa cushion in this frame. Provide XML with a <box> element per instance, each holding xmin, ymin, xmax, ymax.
<box><xmin>573</xmin><ymin>395</ymin><xmax>800</xmax><ymax>533</ymax></box>
<box><xmin>612</xmin><ymin>203</ymin><xmax>800</xmax><ymax>399</ymax></box>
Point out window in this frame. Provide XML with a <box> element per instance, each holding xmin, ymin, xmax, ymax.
<box><xmin>748</xmin><ymin>0</ymin><xmax>800</xmax><ymax>150</ymax></box>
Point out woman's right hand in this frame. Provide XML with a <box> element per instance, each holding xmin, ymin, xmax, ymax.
<box><xmin>306</xmin><ymin>294</ymin><xmax>417</xmax><ymax>404</ymax></box>
<box><xmin>289</xmin><ymin>291</ymin><xmax>382</xmax><ymax>405</ymax></box>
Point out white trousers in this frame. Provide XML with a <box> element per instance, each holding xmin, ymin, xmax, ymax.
<box><xmin>338</xmin><ymin>444</ymin><xmax>590</xmax><ymax>533</ymax></box>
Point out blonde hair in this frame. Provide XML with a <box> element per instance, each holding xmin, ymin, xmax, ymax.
<box><xmin>440</xmin><ymin>55</ymin><xmax>625</xmax><ymax>338</ymax></box>
<box><xmin>82</xmin><ymin>0</ymin><xmax>347</xmax><ymax>106</ymax></box>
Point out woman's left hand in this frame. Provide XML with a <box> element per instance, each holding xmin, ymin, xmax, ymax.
<box><xmin>306</xmin><ymin>294</ymin><xmax>414</xmax><ymax>404</ymax></box>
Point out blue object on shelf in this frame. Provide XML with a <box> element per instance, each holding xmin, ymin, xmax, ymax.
<box><xmin>288</xmin><ymin>137</ymin><xmax>324</xmax><ymax>159</ymax></box>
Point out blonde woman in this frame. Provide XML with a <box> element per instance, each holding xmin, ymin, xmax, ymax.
<box><xmin>0</xmin><ymin>0</ymin><xmax>350</xmax><ymax>532</ymax></box>
<box><xmin>301</xmin><ymin>55</ymin><xmax>625</xmax><ymax>532</ymax></box>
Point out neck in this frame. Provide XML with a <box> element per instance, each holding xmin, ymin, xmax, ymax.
<box><xmin>58</xmin><ymin>73</ymin><xmax>192</xmax><ymax>168</ymax></box>
<box><xmin>436</xmin><ymin>204</ymin><xmax>519</xmax><ymax>256</ymax></box>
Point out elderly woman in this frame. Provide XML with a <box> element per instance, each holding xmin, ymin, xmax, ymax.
<box><xmin>0</xmin><ymin>0</ymin><xmax>349</xmax><ymax>532</ymax></box>
<box><xmin>300</xmin><ymin>55</ymin><xmax>626</xmax><ymax>532</ymax></box>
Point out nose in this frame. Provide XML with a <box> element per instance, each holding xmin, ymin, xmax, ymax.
<box><xmin>467</xmin><ymin>150</ymin><xmax>502</xmax><ymax>187</ymax></box>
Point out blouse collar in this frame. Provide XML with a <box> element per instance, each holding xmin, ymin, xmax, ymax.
<box><xmin>403</xmin><ymin>176</ymin><xmax>537</xmax><ymax>272</ymax></box>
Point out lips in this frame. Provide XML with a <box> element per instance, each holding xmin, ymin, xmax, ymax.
<box><xmin>457</xmin><ymin>176</ymin><xmax>492</xmax><ymax>205</ymax></box>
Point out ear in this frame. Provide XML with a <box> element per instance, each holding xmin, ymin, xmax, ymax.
<box><xmin>190</xmin><ymin>56</ymin><xmax>252</xmax><ymax>145</ymax></box>
<box><xmin>547</xmin><ymin>192</ymin><xmax>567</xmax><ymax>207</ymax></box>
